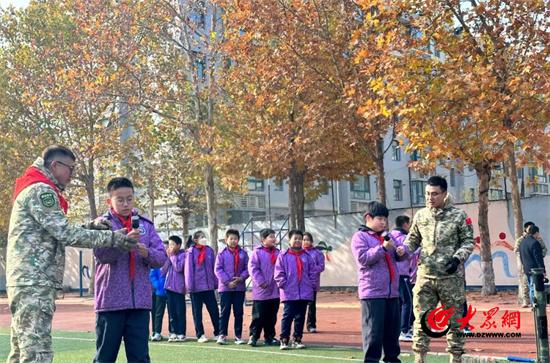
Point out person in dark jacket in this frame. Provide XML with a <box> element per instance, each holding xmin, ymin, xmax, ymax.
<box><xmin>149</xmin><ymin>240</ymin><xmax>169</xmax><ymax>341</ymax></box>
<box><xmin>519</xmin><ymin>225</ymin><xmax>546</xmax><ymax>305</ymax></box>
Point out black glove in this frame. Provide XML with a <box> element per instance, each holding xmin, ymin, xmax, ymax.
<box><xmin>444</xmin><ymin>257</ymin><xmax>461</xmax><ymax>274</ymax></box>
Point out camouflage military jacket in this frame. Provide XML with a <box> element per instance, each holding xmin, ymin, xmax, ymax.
<box><xmin>7</xmin><ymin>158</ymin><xmax>114</xmax><ymax>289</ymax></box>
<box><xmin>404</xmin><ymin>199</ymin><xmax>474</xmax><ymax>279</ymax></box>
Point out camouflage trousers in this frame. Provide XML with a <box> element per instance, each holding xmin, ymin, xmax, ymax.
<box><xmin>7</xmin><ymin>286</ymin><xmax>56</xmax><ymax>363</ymax></box>
<box><xmin>516</xmin><ymin>257</ymin><xmax>530</xmax><ymax>306</ymax></box>
<box><xmin>412</xmin><ymin>275</ymin><xmax>465</xmax><ymax>355</ymax></box>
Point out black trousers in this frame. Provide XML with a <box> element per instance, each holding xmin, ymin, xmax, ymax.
<box><xmin>94</xmin><ymin>309</ymin><xmax>150</xmax><ymax>363</ymax></box>
<box><xmin>249</xmin><ymin>298</ymin><xmax>280</xmax><ymax>340</ymax></box>
<box><xmin>399</xmin><ymin>276</ymin><xmax>413</xmax><ymax>334</ymax></box>
<box><xmin>167</xmin><ymin>290</ymin><xmax>186</xmax><ymax>335</ymax></box>
<box><xmin>306</xmin><ymin>291</ymin><xmax>317</xmax><ymax>329</ymax></box>
<box><xmin>152</xmin><ymin>294</ymin><xmax>167</xmax><ymax>334</ymax></box>
<box><xmin>219</xmin><ymin>291</ymin><xmax>245</xmax><ymax>337</ymax></box>
<box><xmin>280</xmin><ymin>300</ymin><xmax>308</xmax><ymax>340</ymax></box>
<box><xmin>190</xmin><ymin>290</ymin><xmax>220</xmax><ymax>337</ymax></box>
<box><xmin>361</xmin><ymin>298</ymin><xmax>401</xmax><ymax>363</ymax></box>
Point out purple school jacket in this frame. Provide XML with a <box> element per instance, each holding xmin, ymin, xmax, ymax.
<box><xmin>274</xmin><ymin>249</ymin><xmax>316</xmax><ymax>302</ymax></box>
<box><xmin>351</xmin><ymin>227</ymin><xmax>400</xmax><ymax>300</ymax></box>
<box><xmin>215</xmin><ymin>247</ymin><xmax>250</xmax><ymax>292</ymax></box>
<box><xmin>248</xmin><ymin>246</ymin><xmax>280</xmax><ymax>301</ymax></box>
<box><xmin>390</xmin><ymin>229</ymin><xmax>410</xmax><ymax>277</ymax></box>
<box><xmin>164</xmin><ymin>250</ymin><xmax>185</xmax><ymax>294</ymax></box>
<box><xmin>304</xmin><ymin>247</ymin><xmax>325</xmax><ymax>291</ymax></box>
<box><xmin>94</xmin><ymin>210</ymin><xmax>167</xmax><ymax>312</ymax></box>
<box><xmin>184</xmin><ymin>245</ymin><xmax>218</xmax><ymax>293</ymax></box>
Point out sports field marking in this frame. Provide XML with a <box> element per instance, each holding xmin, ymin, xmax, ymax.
<box><xmin>0</xmin><ymin>334</ymin><xmax>363</xmax><ymax>362</ymax></box>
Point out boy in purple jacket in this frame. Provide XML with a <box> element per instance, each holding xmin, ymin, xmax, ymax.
<box><xmin>275</xmin><ymin>229</ymin><xmax>316</xmax><ymax>350</ymax></box>
<box><xmin>390</xmin><ymin>215</ymin><xmax>413</xmax><ymax>342</ymax></box>
<box><xmin>185</xmin><ymin>230</ymin><xmax>220</xmax><ymax>343</ymax></box>
<box><xmin>93</xmin><ymin>177</ymin><xmax>167</xmax><ymax>363</ymax></box>
<box><xmin>351</xmin><ymin>201</ymin><xmax>404</xmax><ymax>363</ymax></box>
<box><xmin>214</xmin><ymin>229</ymin><xmax>250</xmax><ymax>345</ymax></box>
<box><xmin>247</xmin><ymin>228</ymin><xmax>280</xmax><ymax>347</ymax></box>
<box><xmin>303</xmin><ymin>232</ymin><xmax>325</xmax><ymax>333</ymax></box>
<box><xmin>165</xmin><ymin>235</ymin><xmax>186</xmax><ymax>342</ymax></box>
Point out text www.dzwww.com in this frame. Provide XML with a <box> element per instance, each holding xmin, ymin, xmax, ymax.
<box><xmin>457</xmin><ymin>332</ymin><xmax>522</xmax><ymax>338</ymax></box>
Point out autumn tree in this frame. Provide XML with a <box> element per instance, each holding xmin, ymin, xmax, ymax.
<box><xmin>218</xmin><ymin>0</ymin><xmax>379</xmax><ymax>230</ymax></box>
<box><xmin>390</xmin><ymin>0</ymin><xmax>549</xmax><ymax>295</ymax></box>
<box><xmin>0</xmin><ymin>0</ymin><xmax>154</xmax><ymax>292</ymax></box>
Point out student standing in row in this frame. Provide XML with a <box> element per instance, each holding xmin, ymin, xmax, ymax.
<box><xmin>215</xmin><ymin>229</ymin><xmax>249</xmax><ymax>345</ymax></box>
<box><xmin>185</xmin><ymin>231</ymin><xmax>220</xmax><ymax>343</ymax></box>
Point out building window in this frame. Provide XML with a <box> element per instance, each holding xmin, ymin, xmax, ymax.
<box><xmin>533</xmin><ymin>183</ymin><xmax>549</xmax><ymax>194</ymax></box>
<box><xmin>393</xmin><ymin>180</ymin><xmax>403</xmax><ymax>201</ymax></box>
<box><xmin>320</xmin><ymin>180</ymin><xmax>331</xmax><ymax>196</ymax></box>
<box><xmin>273</xmin><ymin>180</ymin><xmax>284</xmax><ymax>191</ymax></box>
<box><xmin>411</xmin><ymin>180</ymin><xmax>427</xmax><ymax>205</ymax></box>
<box><xmin>411</xmin><ymin>150</ymin><xmax>420</xmax><ymax>161</ymax></box>
<box><xmin>247</xmin><ymin>178</ymin><xmax>264</xmax><ymax>192</ymax></box>
<box><xmin>350</xmin><ymin>176</ymin><xmax>370</xmax><ymax>200</ymax></box>
<box><xmin>489</xmin><ymin>189</ymin><xmax>504</xmax><ymax>201</ymax></box>
<box><xmin>517</xmin><ymin>168</ymin><xmax>524</xmax><ymax>179</ymax></box>
<box><xmin>450</xmin><ymin>168</ymin><xmax>456</xmax><ymax>187</ymax></box>
<box><xmin>391</xmin><ymin>141</ymin><xmax>401</xmax><ymax>161</ymax></box>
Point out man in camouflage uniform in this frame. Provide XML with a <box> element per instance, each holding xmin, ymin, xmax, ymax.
<box><xmin>6</xmin><ymin>145</ymin><xmax>139</xmax><ymax>363</ymax></box>
<box><xmin>514</xmin><ymin>221</ymin><xmax>546</xmax><ymax>307</ymax></box>
<box><xmin>404</xmin><ymin>176</ymin><xmax>474</xmax><ymax>363</ymax></box>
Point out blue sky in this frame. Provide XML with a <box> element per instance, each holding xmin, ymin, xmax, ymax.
<box><xmin>0</xmin><ymin>0</ymin><xmax>29</xmax><ymax>8</ymax></box>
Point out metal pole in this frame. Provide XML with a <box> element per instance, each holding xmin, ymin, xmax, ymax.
<box><xmin>267</xmin><ymin>180</ymin><xmax>272</xmax><ymax>229</ymax></box>
<box><xmin>331</xmin><ymin>180</ymin><xmax>337</xmax><ymax>229</ymax></box>
<box><xmin>79</xmin><ymin>251</ymin><xmax>83</xmax><ymax>297</ymax></box>
<box><xmin>532</xmin><ymin>267</ymin><xmax>549</xmax><ymax>363</ymax></box>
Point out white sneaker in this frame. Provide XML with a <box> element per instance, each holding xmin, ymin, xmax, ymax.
<box><xmin>280</xmin><ymin>338</ymin><xmax>290</xmax><ymax>350</ymax></box>
<box><xmin>176</xmin><ymin>334</ymin><xmax>186</xmax><ymax>342</ymax></box>
<box><xmin>234</xmin><ymin>337</ymin><xmax>245</xmax><ymax>345</ymax></box>
<box><xmin>197</xmin><ymin>335</ymin><xmax>209</xmax><ymax>343</ymax></box>
<box><xmin>217</xmin><ymin>335</ymin><xmax>227</xmax><ymax>345</ymax></box>
<box><xmin>399</xmin><ymin>332</ymin><xmax>413</xmax><ymax>342</ymax></box>
<box><xmin>168</xmin><ymin>333</ymin><xmax>177</xmax><ymax>342</ymax></box>
<box><xmin>293</xmin><ymin>338</ymin><xmax>306</xmax><ymax>349</ymax></box>
<box><xmin>150</xmin><ymin>333</ymin><xmax>162</xmax><ymax>341</ymax></box>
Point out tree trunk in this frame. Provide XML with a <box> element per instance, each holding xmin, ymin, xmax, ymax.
<box><xmin>288</xmin><ymin>163</ymin><xmax>306</xmax><ymax>231</ymax></box>
<box><xmin>204</xmin><ymin>163</ymin><xmax>218</xmax><ymax>253</ymax></box>
<box><xmin>84</xmin><ymin>165</ymin><xmax>98</xmax><ymax>296</ymax></box>
<box><xmin>374</xmin><ymin>137</ymin><xmax>387</xmax><ymax>204</ymax></box>
<box><xmin>147</xmin><ymin>174</ymin><xmax>155</xmax><ymax>222</ymax></box>
<box><xmin>505</xmin><ymin>143</ymin><xmax>527</xmax><ymax>304</ymax></box>
<box><xmin>476</xmin><ymin>163</ymin><xmax>497</xmax><ymax>295</ymax></box>
<box><xmin>182</xmin><ymin>212</ymin><xmax>190</xmax><ymax>239</ymax></box>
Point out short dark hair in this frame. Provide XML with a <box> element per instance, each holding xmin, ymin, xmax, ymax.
<box><xmin>107</xmin><ymin>177</ymin><xmax>134</xmax><ymax>193</ymax></box>
<box><xmin>162</xmin><ymin>240</ymin><xmax>169</xmax><ymax>245</ymax></box>
<box><xmin>527</xmin><ymin>225</ymin><xmax>539</xmax><ymax>235</ymax></box>
<box><xmin>288</xmin><ymin>229</ymin><xmax>303</xmax><ymax>239</ymax></box>
<box><xmin>260</xmin><ymin>228</ymin><xmax>275</xmax><ymax>240</ymax></box>
<box><xmin>427</xmin><ymin>176</ymin><xmax>448</xmax><ymax>192</ymax></box>
<box><xmin>395</xmin><ymin>215</ymin><xmax>410</xmax><ymax>229</ymax></box>
<box><xmin>524</xmin><ymin>221</ymin><xmax>535</xmax><ymax>230</ymax></box>
<box><xmin>169</xmin><ymin>235</ymin><xmax>182</xmax><ymax>245</ymax></box>
<box><xmin>193</xmin><ymin>230</ymin><xmax>204</xmax><ymax>240</ymax></box>
<box><xmin>42</xmin><ymin>145</ymin><xmax>76</xmax><ymax>167</ymax></box>
<box><xmin>226</xmin><ymin>229</ymin><xmax>240</xmax><ymax>239</ymax></box>
<box><xmin>303</xmin><ymin>232</ymin><xmax>314</xmax><ymax>242</ymax></box>
<box><xmin>364</xmin><ymin>201</ymin><xmax>389</xmax><ymax>218</ymax></box>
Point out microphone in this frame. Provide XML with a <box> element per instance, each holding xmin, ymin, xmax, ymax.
<box><xmin>381</xmin><ymin>231</ymin><xmax>391</xmax><ymax>241</ymax></box>
<box><xmin>131</xmin><ymin>216</ymin><xmax>140</xmax><ymax>230</ymax></box>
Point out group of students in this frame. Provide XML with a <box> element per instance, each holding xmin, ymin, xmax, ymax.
<box><xmin>149</xmin><ymin>228</ymin><xmax>326</xmax><ymax>350</ymax></box>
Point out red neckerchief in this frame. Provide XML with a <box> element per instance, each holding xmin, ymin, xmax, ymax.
<box><xmin>264</xmin><ymin>246</ymin><xmax>277</xmax><ymax>264</ymax></box>
<box><xmin>228</xmin><ymin>246</ymin><xmax>240</xmax><ymax>274</ymax></box>
<box><xmin>376</xmin><ymin>234</ymin><xmax>395</xmax><ymax>283</ymax></box>
<box><xmin>111</xmin><ymin>209</ymin><xmax>136</xmax><ymax>281</ymax></box>
<box><xmin>288</xmin><ymin>249</ymin><xmax>305</xmax><ymax>281</ymax></box>
<box><xmin>304</xmin><ymin>246</ymin><xmax>314</xmax><ymax>251</ymax></box>
<box><xmin>13</xmin><ymin>166</ymin><xmax>69</xmax><ymax>214</ymax></box>
<box><xmin>195</xmin><ymin>244</ymin><xmax>207</xmax><ymax>266</ymax></box>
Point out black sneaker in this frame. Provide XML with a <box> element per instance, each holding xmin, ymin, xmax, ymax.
<box><xmin>265</xmin><ymin>337</ymin><xmax>280</xmax><ymax>346</ymax></box>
